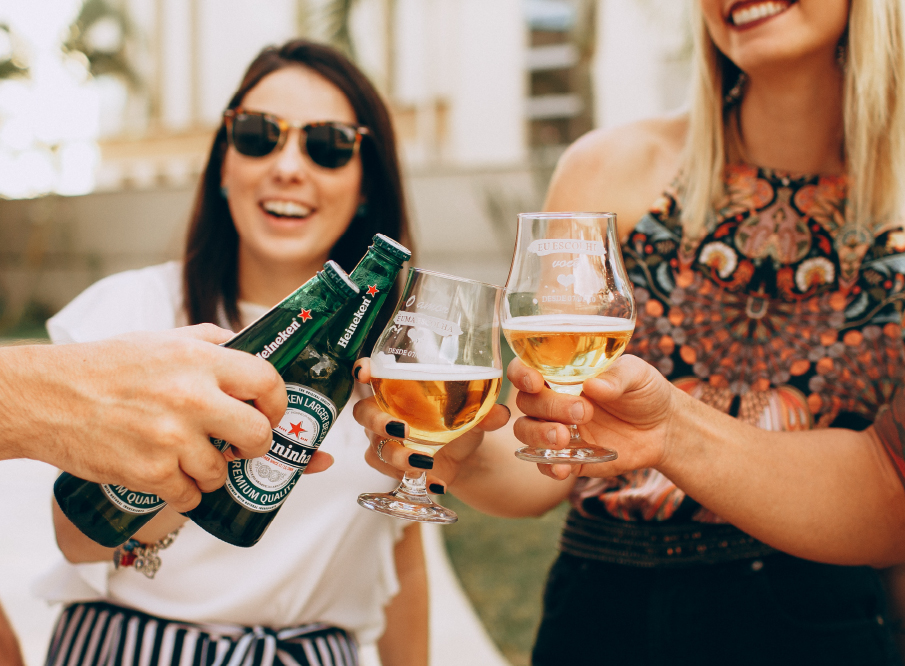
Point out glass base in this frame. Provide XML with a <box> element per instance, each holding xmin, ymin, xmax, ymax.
<box><xmin>358</xmin><ymin>492</ymin><xmax>458</xmax><ymax>524</ymax></box>
<box><xmin>514</xmin><ymin>446</ymin><xmax>618</xmax><ymax>464</ymax></box>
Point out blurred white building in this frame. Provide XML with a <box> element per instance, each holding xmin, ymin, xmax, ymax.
<box><xmin>0</xmin><ymin>0</ymin><xmax>692</xmax><ymax>323</ymax></box>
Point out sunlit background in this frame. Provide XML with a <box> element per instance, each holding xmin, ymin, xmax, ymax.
<box><xmin>0</xmin><ymin>1</ymin><xmax>691</xmax><ymax>663</ymax></box>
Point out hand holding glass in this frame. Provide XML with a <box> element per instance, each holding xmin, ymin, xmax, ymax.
<box><xmin>358</xmin><ymin>269</ymin><xmax>503</xmax><ymax>523</ymax></box>
<box><xmin>502</xmin><ymin>212</ymin><xmax>636</xmax><ymax>463</ymax></box>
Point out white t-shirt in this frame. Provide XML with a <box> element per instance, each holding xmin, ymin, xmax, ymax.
<box><xmin>38</xmin><ymin>262</ymin><xmax>405</xmax><ymax>647</ymax></box>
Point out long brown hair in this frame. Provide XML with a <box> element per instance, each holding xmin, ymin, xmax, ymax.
<box><xmin>183</xmin><ymin>39</ymin><xmax>412</xmax><ymax>349</ymax></box>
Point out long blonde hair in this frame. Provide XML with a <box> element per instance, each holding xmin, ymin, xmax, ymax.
<box><xmin>682</xmin><ymin>0</ymin><xmax>905</xmax><ymax>237</ymax></box>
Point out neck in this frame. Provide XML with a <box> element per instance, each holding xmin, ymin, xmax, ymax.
<box><xmin>237</xmin><ymin>247</ymin><xmax>325</xmax><ymax>308</ymax></box>
<box><xmin>734</xmin><ymin>54</ymin><xmax>845</xmax><ymax>175</ymax></box>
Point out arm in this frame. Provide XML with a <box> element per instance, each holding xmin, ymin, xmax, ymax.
<box><xmin>378</xmin><ymin>524</ymin><xmax>428</xmax><ymax>666</ymax></box>
<box><xmin>52</xmin><ymin>500</ymin><xmax>190</xmax><ymax>564</ymax></box>
<box><xmin>352</xmin><ymin>360</ymin><xmax>570</xmax><ymax>518</ymax></box>
<box><xmin>0</xmin><ymin>599</ymin><xmax>24</xmax><ymax>666</ymax></box>
<box><xmin>0</xmin><ymin>325</ymin><xmax>321</xmax><ymax>511</ymax></box>
<box><xmin>509</xmin><ymin>355</ymin><xmax>905</xmax><ymax>566</ymax></box>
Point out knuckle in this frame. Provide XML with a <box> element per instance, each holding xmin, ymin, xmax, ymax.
<box><xmin>174</xmin><ymin>484</ymin><xmax>200</xmax><ymax>510</ymax></box>
<box><xmin>240</xmin><ymin>413</ymin><xmax>273</xmax><ymax>455</ymax></box>
<box><xmin>142</xmin><ymin>459</ymin><xmax>175</xmax><ymax>488</ymax></box>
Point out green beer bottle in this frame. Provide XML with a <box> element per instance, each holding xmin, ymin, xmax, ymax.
<box><xmin>188</xmin><ymin>234</ymin><xmax>411</xmax><ymax>547</ymax></box>
<box><xmin>53</xmin><ymin>261</ymin><xmax>360</xmax><ymax>548</ymax></box>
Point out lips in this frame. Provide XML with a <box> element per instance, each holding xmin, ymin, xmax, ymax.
<box><xmin>261</xmin><ymin>199</ymin><xmax>313</xmax><ymax>220</ymax></box>
<box><xmin>727</xmin><ymin>0</ymin><xmax>793</xmax><ymax>28</ymax></box>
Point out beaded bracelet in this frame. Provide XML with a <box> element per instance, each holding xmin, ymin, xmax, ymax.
<box><xmin>113</xmin><ymin>528</ymin><xmax>180</xmax><ymax>579</ymax></box>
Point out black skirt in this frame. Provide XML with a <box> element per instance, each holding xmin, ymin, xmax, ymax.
<box><xmin>532</xmin><ymin>550</ymin><xmax>902</xmax><ymax>666</ymax></box>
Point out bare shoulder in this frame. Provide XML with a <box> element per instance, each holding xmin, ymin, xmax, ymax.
<box><xmin>544</xmin><ymin>114</ymin><xmax>687</xmax><ymax>235</ymax></box>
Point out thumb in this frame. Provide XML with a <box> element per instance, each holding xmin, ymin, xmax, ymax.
<box><xmin>169</xmin><ymin>323</ymin><xmax>235</xmax><ymax>345</ymax></box>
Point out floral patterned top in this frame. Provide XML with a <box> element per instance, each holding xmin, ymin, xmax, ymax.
<box><xmin>573</xmin><ymin>164</ymin><xmax>905</xmax><ymax>523</ymax></box>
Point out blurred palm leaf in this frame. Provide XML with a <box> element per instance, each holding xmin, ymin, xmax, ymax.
<box><xmin>0</xmin><ymin>24</ymin><xmax>28</xmax><ymax>80</ymax></box>
<box><xmin>63</xmin><ymin>0</ymin><xmax>139</xmax><ymax>87</ymax></box>
<box><xmin>299</xmin><ymin>0</ymin><xmax>357</xmax><ymax>59</ymax></box>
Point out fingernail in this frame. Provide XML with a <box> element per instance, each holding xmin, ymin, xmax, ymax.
<box><xmin>386</xmin><ymin>421</ymin><xmax>406</xmax><ymax>438</ymax></box>
<box><xmin>353</xmin><ymin>365</ymin><xmax>362</xmax><ymax>380</ymax></box>
<box><xmin>547</xmin><ymin>428</ymin><xmax>558</xmax><ymax>445</ymax></box>
<box><xmin>570</xmin><ymin>402</ymin><xmax>585</xmax><ymax>422</ymax></box>
<box><xmin>408</xmin><ymin>453</ymin><xmax>434</xmax><ymax>469</ymax></box>
<box><xmin>521</xmin><ymin>376</ymin><xmax>534</xmax><ymax>391</ymax></box>
<box><xmin>429</xmin><ymin>483</ymin><xmax>446</xmax><ymax>495</ymax></box>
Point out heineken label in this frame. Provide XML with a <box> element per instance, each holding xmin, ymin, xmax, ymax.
<box><xmin>101</xmin><ymin>484</ymin><xmax>166</xmax><ymax>515</ymax></box>
<box><xmin>224</xmin><ymin>384</ymin><xmax>337</xmax><ymax>513</ymax></box>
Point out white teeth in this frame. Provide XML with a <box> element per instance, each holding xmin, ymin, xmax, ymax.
<box><xmin>262</xmin><ymin>200</ymin><xmax>312</xmax><ymax>218</ymax></box>
<box><xmin>731</xmin><ymin>1</ymin><xmax>789</xmax><ymax>26</ymax></box>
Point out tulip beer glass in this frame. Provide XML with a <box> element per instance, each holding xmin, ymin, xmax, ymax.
<box><xmin>358</xmin><ymin>268</ymin><xmax>503</xmax><ymax>523</ymax></box>
<box><xmin>501</xmin><ymin>212</ymin><xmax>636</xmax><ymax>463</ymax></box>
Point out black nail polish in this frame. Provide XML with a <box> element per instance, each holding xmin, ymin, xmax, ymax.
<box><xmin>408</xmin><ymin>453</ymin><xmax>434</xmax><ymax>469</ymax></box>
<box><xmin>353</xmin><ymin>365</ymin><xmax>362</xmax><ymax>380</ymax></box>
<box><xmin>429</xmin><ymin>483</ymin><xmax>446</xmax><ymax>495</ymax></box>
<box><xmin>386</xmin><ymin>421</ymin><xmax>406</xmax><ymax>438</ymax></box>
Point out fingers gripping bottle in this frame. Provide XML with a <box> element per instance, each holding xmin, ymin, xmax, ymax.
<box><xmin>53</xmin><ymin>261</ymin><xmax>360</xmax><ymax>548</ymax></box>
<box><xmin>188</xmin><ymin>234</ymin><xmax>411</xmax><ymax>547</ymax></box>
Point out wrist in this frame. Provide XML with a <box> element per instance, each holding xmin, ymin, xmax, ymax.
<box><xmin>0</xmin><ymin>345</ymin><xmax>49</xmax><ymax>461</ymax></box>
<box><xmin>654</xmin><ymin>383</ymin><xmax>692</xmax><ymax>473</ymax></box>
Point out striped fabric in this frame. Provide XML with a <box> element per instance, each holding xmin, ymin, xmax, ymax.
<box><xmin>45</xmin><ymin>601</ymin><xmax>359</xmax><ymax>666</ymax></box>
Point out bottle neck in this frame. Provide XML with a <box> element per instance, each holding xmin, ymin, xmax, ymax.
<box><xmin>226</xmin><ymin>275</ymin><xmax>349</xmax><ymax>373</ymax></box>
<box><xmin>323</xmin><ymin>253</ymin><xmax>402</xmax><ymax>361</ymax></box>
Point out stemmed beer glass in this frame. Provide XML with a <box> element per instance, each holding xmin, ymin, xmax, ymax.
<box><xmin>358</xmin><ymin>268</ymin><xmax>503</xmax><ymax>523</ymax></box>
<box><xmin>501</xmin><ymin>212</ymin><xmax>636</xmax><ymax>463</ymax></box>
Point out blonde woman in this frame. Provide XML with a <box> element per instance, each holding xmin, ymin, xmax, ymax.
<box><xmin>354</xmin><ymin>1</ymin><xmax>905</xmax><ymax>663</ymax></box>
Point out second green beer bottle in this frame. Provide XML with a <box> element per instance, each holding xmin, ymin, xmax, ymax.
<box><xmin>53</xmin><ymin>261</ymin><xmax>359</xmax><ymax>548</ymax></box>
<box><xmin>188</xmin><ymin>234</ymin><xmax>412</xmax><ymax>547</ymax></box>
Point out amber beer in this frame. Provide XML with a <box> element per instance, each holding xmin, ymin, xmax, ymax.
<box><xmin>370</xmin><ymin>364</ymin><xmax>502</xmax><ymax>454</ymax></box>
<box><xmin>503</xmin><ymin>314</ymin><xmax>634</xmax><ymax>388</ymax></box>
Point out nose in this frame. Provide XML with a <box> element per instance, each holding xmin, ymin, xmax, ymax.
<box><xmin>271</xmin><ymin>127</ymin><xmax>309</xmax><ymax>183</ymax></box>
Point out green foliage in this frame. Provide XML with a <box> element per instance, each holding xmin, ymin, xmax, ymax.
<box><xmin>0</xmin><ymin>24</ymin><xmax>27</xmax><ymax>80</ymax></box>
<box><xmin>63</xmin><ymin>0</ymin><xmax>139</xmax><ymax>86</ymax></box>
<box><xmin>298</xmin><ymin>0</ymin><xmax>359</xmax><ymax>60</ymax></box>
<box><xmin>320</xmin><ymin>0</ymin><xmax>357</xmax><ymax>59</ymax></box>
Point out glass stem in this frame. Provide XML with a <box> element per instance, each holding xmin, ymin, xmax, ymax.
<box><xmin>394</xmin><ymin>470</ymin><xmax>432</xmax><ymax>504</ymax></box>
<box><xmin>569</xmin><ymin>424</ymin><xmax>582</xmax><ymax>443</ymax></box>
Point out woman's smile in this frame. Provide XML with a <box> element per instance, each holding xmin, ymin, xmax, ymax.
<box><xmin>727</xmin><ymin>0</ymin><xmax>795</xmax><ymax>30</ymax></box>
<box><xmin>260</xmin><ymin>198</ymin><xmax>315</xmax><ymax>226</ymax></box>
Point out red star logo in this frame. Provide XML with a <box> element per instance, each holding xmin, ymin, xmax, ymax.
<box><xmin>366</xmin><ymin>285</ymin><xmax>379</xmax><ymax>296</ymax></box>
<box><xmin>287</xmin><ymin>422</ymin><xmax>306</xmax><ymax>438</ymax></box>
<box><xmin>298</xmin><ymin>309</ymin><xmax>312</xmax><ymax>322</ymax></box>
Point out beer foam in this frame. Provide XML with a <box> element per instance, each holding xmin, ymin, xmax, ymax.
<box><xmin>370</xmin><ymin>362</ymin><xmax>502</xmax><ymax>381</ymax></box>
<box><xmin>502</xmin><ymin>314</ymin><xmax>635</xmax><ymax>333</ymax></box>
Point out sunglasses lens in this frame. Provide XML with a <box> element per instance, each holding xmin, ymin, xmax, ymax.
<box><xmin>231</xmin><ymin>113</ymin><xmax>281</xmax><ymax>157</ymax></box>
<box><xmin>306</xmin><ymin>124</ymin><xmax>357</xmax><ymax>168</ymax></box>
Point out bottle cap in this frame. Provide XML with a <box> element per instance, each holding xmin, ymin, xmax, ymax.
<box><xmin>372</xmin><ymin>234</ymin><xmax>412</xmax><ymax>263</ymax></box>
<box><xmin>321</xmin><ymin>260</ymin><xmax>360</xmax><ymax>298</ymax></box>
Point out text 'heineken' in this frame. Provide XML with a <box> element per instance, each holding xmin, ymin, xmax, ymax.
<box><xmin>53</xmin><ymin>261</ymin><xmax>359</xmax><ymax>548</ymax></box>
<box><xmin>188</xmin><ymin>234</ymin><xmax>411</xmax><ymax>547</ymax></box>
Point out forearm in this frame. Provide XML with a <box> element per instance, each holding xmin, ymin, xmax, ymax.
<box><xmin>53</xmin><ymin>499</ymin><xmax>187</xmax><ymax>563</ymax></box>
<box><xmin>379</xmin><ymin>524</ymin><xmax>428</xmax><ymax>666</ymax></box>
<box><xmin>0</xmin><ymin>345</ymin><xmax>52</xmax><ymax>462</ymax></box>
<box><xmin>0</xmin><ymin>600</ymin><xmax>24</xmax><ymax>666</ymax></box>
<box><xmin>452</xmin><ymin>428</ymin><xmax>571</xmax><ymax>518</ymax></box>
<box><xmin>659</xmin><ymin>389</ymin><xmax>905</xmax><ymax>566</ymax></box>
